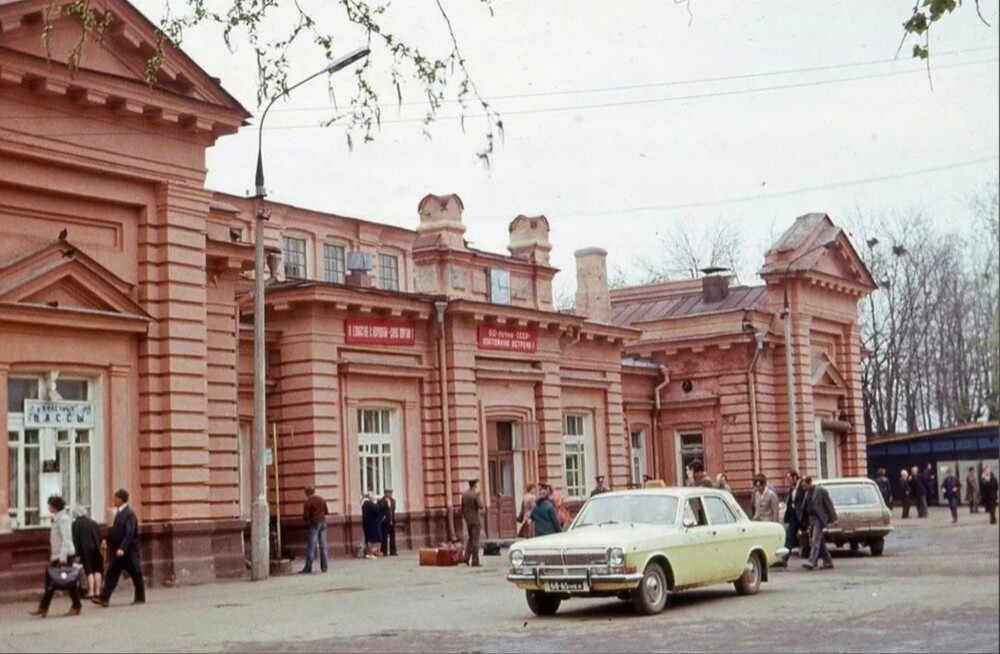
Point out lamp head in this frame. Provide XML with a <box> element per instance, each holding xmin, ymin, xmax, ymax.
<box><xmin>326</xmin><ymin>47</ymin><xmax>370</xmax><ymax>74</ymax></box>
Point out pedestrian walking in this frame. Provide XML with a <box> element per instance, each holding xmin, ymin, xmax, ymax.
<box><xmin>530</xmin><ymin>484</ymin><xmax>561</xmax><ymax>537</ymax></box>
<box><xmin>360</xmin><ymin>492</ymin><xmax>382</xmax><ymax>559</ymax></box>
<box><xmin>980</xmin><ymin>465</ymin><xmax>999</xmax><ymax>525</ymax></box>
<box><xmin>71</xmin><ymin>507</ymin><xmax>103</xmax><ymax>597</ymax></box>
<box><xmin>874</xmin><ymin>468</ymin><xmax>892</xmax><ymax>508</ymax></box>
<box><xmin>378</xmin><ymin>489</ymin><xmax>398</xmax><ymax>556</ymax></box>
<box><xmin>910</xmin><ymin>466</ymin><xmax>928</xmax><ymax>518</ymax></box>
<box><xmin>460</xmin><ymin>478</ymin><xmax>484</xmax><ymax>567</ymax></box>
<box><xmin>752</xmin><ymin>474</ymin><xmax>781</xmax><ymax>523</ymax></box>
<box><xmin>922</xmin><ymin>463</ymin><xmax>937</xmax><ymax>506</ymax></box>
<box><xmin>30</xmin><ymin>495</ymin><xmax>82</xmax><ymax>618</ymax></box>
<box><xmin>965</xmin><ymin>466</ymin><xmax>980</xmax><ymax>513</ymax></box>
<box><xmin>92</xmin><ymin>488</ymin><xmax>145</xmax><ymax>607</ymax></box>
<box><xmin>778</xmin><ymin>470</ymin><xmax>806</xmax><ymax>566</ymax></box>
<box><xmin>299</xmin><ymin>485</ymin><xmax>328</xmax><ymax>573</ymax></box>
<box><xmin>802</xmin><ymin>477</ymin><xmax>837</xmax><ymax>571</ymax></box>
<box><xmin>517</xmin><ymin>483</ymin><xmax>537</xmax><ymax>539</ymax></box>
<box><xmin>941</xmin><ymin>468</ymin><xmax>961</xmax><ymax>523</ymax></box>
<box><xmin>900</xmin><ymin>469</ymin><xmax>912</xmax><ymax>519</ymax></box>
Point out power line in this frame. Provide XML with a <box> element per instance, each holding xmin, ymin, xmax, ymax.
<box><xmin>465</xmin><ymin>156</ymin><xmax>1000</xmax><ymax>221</ymax></box>
<box><xmin>267</xmin><ymin>45</ymin><xmax>1000</xmax><ymax>113</ymax></box>
<box><xmin>1</xmin><ymin>57</ymin><xmax>996</xmax><ymax>137</ymax></box>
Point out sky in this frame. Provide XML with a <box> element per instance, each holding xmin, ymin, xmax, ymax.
<box><xmin>133</xmin><ymin>0</ymin><xmax>1000</xmax><ymax>297</ymax></box>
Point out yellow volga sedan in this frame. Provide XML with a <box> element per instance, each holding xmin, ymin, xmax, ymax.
<box><xmin>507</xmin><ymin>487</ymin><xmax>788</xmax><ymax>616</ymax></box>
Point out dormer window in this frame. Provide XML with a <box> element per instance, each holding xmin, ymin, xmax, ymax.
<box><xmin>489</xmin><ymin>268</ymin><xmax>511</xmax><ymax>305</ymax></box>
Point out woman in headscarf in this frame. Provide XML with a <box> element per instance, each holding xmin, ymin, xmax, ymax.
<box><xmin>71</xmin><ymin>507</ymin><xmax>103</xmax><ymax>598</ymax></box>
<box><xmin>30</xmin><ymin>495</ymin><xmax>82</xmax><ymax>618</ymax></box>
<box><xmin>361</xmin><ymin>492</ymin><xmax>382</xmax><ymax>559</ymax></box>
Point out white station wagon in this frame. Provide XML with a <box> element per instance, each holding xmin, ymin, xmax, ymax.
<box><xmin>507</xmin><ymin>487</ymin><xmax>787</xmax><ymax>616</ymax></box>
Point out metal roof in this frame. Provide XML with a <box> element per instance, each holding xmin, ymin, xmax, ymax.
<box><xmin>610</xmin><ymin>285</ymin><xmax>767</xmax><ymax>328</ymax></box>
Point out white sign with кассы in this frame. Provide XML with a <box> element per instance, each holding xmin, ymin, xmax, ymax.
<box><xmin>24</xmin><ymin>399</ymin><xmax>95</xmax><ymax>429</ymax></box>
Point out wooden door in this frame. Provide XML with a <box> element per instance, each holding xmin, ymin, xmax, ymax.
<box><xmin>486</xmin><ymin>421</ymin><xmax>517</xmax><ymax>539</ymax></box>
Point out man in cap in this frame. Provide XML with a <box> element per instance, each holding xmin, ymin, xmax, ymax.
<box><xmin>590</xmin><ymin>475</ymin><xmax>610</xmax><ymax>497</ymax></box>
<box><xmin>460</xmin><ymin>478</ymin><xmax>484</xmax><ymax>567</ymax></box>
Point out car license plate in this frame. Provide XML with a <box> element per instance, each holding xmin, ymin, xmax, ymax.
<box><xmin>546</xmin><ymin>581</ymin><xmax>585</xmax><ymax>592</ymax></box>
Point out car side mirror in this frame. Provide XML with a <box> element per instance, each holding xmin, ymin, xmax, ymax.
<box><xmin>682</xmin><ymin>517</ymin><xmax>697</xmax><ymax>529</ymax></box>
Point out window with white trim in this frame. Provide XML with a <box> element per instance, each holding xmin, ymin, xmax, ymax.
<box><xmin>563</xmin><ymin>414</ymin><xmax>592</xmax><ymax>499</ymax></box>
<box><xmin>630</xmin><ymin>430</ymin><xmax>646</xmax><ymax>487</ymax></box>
<box><xmin>7</xmin><ymin>376</ymin><xmax>101</xmax><ymax>529</ymax></box>
<box><xmin>323</xmin><ymin>244</ymin><xmax>346</xmax><ymax>284</ymax></box>
<box><xmin>283</xmin><ymin>236</ymin><xmax>307</xmax><ymax>279</ymax></box>
<box><xmin>378</xmin><ymin>254</ymin><xmax>400</xmax><ymax>291</ymax></box>
<box><xmin>358</xmin><ymin>408</ymin><xmax>401</xmax><ymax>501</ymax></box>
<box><xmin>676</xmin><ymin>431</ymin><xmax>704</xmax><ymax>484</ymax></box>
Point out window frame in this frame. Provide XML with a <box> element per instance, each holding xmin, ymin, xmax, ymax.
<box><xmin>283</xmin><ymin>235</ymin><xmax>308</xmax><ymax>279</ymax></box>
<box><xmin>676</xmin><ymin>430</ymin><xmax>705</xmax><ymax>484</ymax></box>
<box><xmin>378</xmin><ymin>253</ymin><xmax>400</xmax><ymax>291</ymax></box>
<box><xmin>357</xmin><ymin>407</ymin><xmax>403</xmax><ymax>505</ymax></box>
<box><xmin>562</xmin><ymin>413</ymin><xmax>593</xmax><ymax>500</ymax></box>
<box><xmin>323</xmin><ymin>243</ymin><xmax>347</xmax><ymax>284</ymax></box>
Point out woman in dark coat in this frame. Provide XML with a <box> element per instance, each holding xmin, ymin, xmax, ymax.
<box><xmin>361</xmin><ymin>493</ymin><xmax>382</xmax><ymax>559</ymax></box>
<box><xmin>71</xmin><ymin>507</ymin><xmax>103</xmax><ymax>597</ymax></box>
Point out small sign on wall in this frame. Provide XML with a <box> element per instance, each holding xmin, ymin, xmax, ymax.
<box><xmin>477</xmin><ymin>325</ymin><xmax>538</xmax><ymax>353</ymax></box>
<box><xmin>24</xmin><ymin>400</ymin><xmax>94</xmax><ymax>429</ymax></box>
<box><xmin>345</xmin><ymin>318</ymin><xmax>417</xmax><ymax>346</ymax></box>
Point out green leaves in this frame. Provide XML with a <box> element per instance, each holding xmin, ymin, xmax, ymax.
<box><xmin>913</xmin><ymin>44</ymin><xmax>929</xmax><ymax>59</ymax></box>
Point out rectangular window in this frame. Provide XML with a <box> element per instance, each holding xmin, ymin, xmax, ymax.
<box><xmin>283</xmin><ymin>236</ymin><xmax>307</xmax><ymax>279</ymax></box>
<box><xmin>677</xmin><ymin>431</ymin><xmax>704</xmax><ymax>484</ymax></box>
<box><xmin>563</xmin><ymin>414</ymin><xmax>589</xmax><ymax>499</ymax></box>
<box><xmin>7</xmin><ymin>376</ymin><xmax>95</xmax><ymax>529</ymax></box>
<box><xmin>358</xmin><ymin>408</ymin><xmax>396</xmax><ymax>499</ymax></box>
<box><xmin>630</xmin><ymin>430</ymin><xmax>646</xmax><ymax>487</ymax></box>
<box><xmin>323</xmin><ymin>244</ymin><xmax>346</xmax><ymax>284</ymax></box>
<box><xmin>378</xmin><ymin>254</ymin><xmax>400</xmax><ymax>291</ymax></box>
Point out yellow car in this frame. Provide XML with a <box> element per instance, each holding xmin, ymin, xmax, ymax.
<box><xmin>507</xmin><ymin>487</ymin><xmax>788</xmax><ymax>616</ymax></box>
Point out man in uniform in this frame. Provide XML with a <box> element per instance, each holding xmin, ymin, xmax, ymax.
<box><xmin>460</xmin><ymin>478</ymin><xmax>484</xmax><ymax>567</ymax></box>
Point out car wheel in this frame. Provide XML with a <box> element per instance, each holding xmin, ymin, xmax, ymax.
<box><xmin>734</xmin><ymin>553</ymin><xmax>762</xmax><ymax>596</ymax></box>
<box><xmin>525</xmin><ymin>591</ymin><xmax>561</xmax><ymax>616</ymax></box>
<box><xmin>869</xmin><ymin>537</ymin><xmax>885</xmax><ymax>557</ymax></box>
<box><xmin>631</xmin><ymin>562</ymin><xmax>669</xmax><ymax>615</ymax></box>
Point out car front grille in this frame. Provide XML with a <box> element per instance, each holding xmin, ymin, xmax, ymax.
<box><xmin>524</xmin><ymin>549</ymin><xmax>607</xmax><ymax>566</ymax></box>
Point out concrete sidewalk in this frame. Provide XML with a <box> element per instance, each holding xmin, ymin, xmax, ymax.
<box><xmin>0</xmin><ymin>549</ymin><xmax>515</xmax><ymax>653</ymax></box>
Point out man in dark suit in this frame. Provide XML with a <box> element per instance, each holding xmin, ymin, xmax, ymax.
<box><xmin>779</xmin><ymin>469</ymin><xmax>807</xmax><ymax>565</ymax></box>
<box><xmin>802</xmin><ymin>477</ymin><xmax>837</xmax><ymax>571</ymax></box>
<box><xmin>460</xmin><ymin>478</ymin><xmax>484</xmax><ymax>567</ymax></box>
<box><xmin>378</xmin><ymin>489</ymin><xmax>398</xmax><ymax>556</ymax></box>
<box><xmin>93</xmin><ymin>488</ymin><xmax>145</xmax><ymax>607</ymax></box>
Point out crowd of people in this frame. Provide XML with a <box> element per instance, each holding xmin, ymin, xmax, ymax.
<box><xmin>30</xmin><ymin>487</ymin><xmax>146</xmax><ymax>618</ymax></box>
<box><xmin>872</xmin><ymin>463</ymin><xmax>998</xmax><ymax>525</ymax></box>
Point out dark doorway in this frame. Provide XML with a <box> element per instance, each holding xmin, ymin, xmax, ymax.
<box><xmin>487</xmin><ymin>420</ymin><xmax>517</xmax><ymax>539</ymax></box>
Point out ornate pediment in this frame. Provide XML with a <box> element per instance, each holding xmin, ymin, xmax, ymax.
<box><xmin>0</xmin><ymin>239</ymin><xmax>149</xmax><ymax>329</ymax></box>
<box><xmin>811</xmin><ymin>353</ymin><xmax>846</xmax><ymax>390</ymax></box>
<box><xmin>0</xmin><ymin>0</ymin><xmax>248</xmax><ymax>135</ymax></box>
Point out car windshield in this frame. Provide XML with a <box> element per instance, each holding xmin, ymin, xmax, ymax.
<box><xmin>572</xmin><ymin>494</ymin><xmax>679</xmax><ymax>528</ymax></box>
<box><xmin>825</xmin><ymin>484</ymin><xmax>881</xmax><ymax>507</ymax></box>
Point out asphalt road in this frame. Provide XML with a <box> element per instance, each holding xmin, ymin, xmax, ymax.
<box><xmin>1</xmin><ymin>506</ymin><xmax>997</xmax><ymax>653</ymax></box>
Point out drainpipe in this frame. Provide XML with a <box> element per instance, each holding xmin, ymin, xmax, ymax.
<box><xmin>746</xmin><ymin>331</ymin><xmax>765</xmax><ymax>474</ymax></box>
<box><xmin>434</xmin><ymin>300</ymin><xmax>456</xmax><ymax>542</ymax></box>
<box><xmin>782</xmin><ymin>301</ymin><xmax>799</xmax><ymax>473</ymax></box>
<box><xmin>652</xmin><ymin>365</ymin><xmax>669</xmax><ymax>480</ymax></box>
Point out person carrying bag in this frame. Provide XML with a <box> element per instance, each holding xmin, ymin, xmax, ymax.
<box><xmin>31</xmin><ymin>495</ymin><xmax>83</xmax><ymax>618</ymax></box>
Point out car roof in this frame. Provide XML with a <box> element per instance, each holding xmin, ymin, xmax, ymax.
<box><xmin>588</xmin><ymin>487</ymin><xmax>728</xmax><ymax>498</ymax></box>
<box><xmin>814</xmin><ymin>477</ymin><xmax>877</xmax><ymax>485</ymax></box>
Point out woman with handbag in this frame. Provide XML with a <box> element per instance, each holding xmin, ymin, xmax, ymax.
<box><xmin>30</xmin><ymin>495</ymin><xmax>82</xmax><ymax>618</ymax></box>
<box><xmin>71</xmin><ymin>507</ymin><xmax>104</xmax><ymax>598</ymax></box>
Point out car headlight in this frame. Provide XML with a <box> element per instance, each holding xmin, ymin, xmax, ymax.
<box><xmin>509</xmin><ymin>549</ymin><xmax>524</xmax><ymax>567</ymax></box>
<box><xmin>608</xmin><ymin>546</ymin><xmax>625</xmax><ymax>567</ymax></box>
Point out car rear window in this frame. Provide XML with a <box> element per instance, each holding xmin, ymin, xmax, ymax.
<box><xmin>825</xmin><ymin>484</ymin><xmax>881</xmax><ymax>507</ymax></box>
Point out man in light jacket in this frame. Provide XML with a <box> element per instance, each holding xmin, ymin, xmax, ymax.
<box><xmin>752</xmin><ymin>474</ymin><xmax>781</xmax><ymax>523</ymax></box>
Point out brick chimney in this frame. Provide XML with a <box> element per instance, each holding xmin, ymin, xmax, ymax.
<box><xmin>574</xmin><ymin>247</ymin><xmax>612</xmax><ymax>323</ymax></box>
<box><xmin>416</xmin><ymin>193</ymin><xmax>466</xmax><ymax>250</ymax></box>
<box><xmin>508</xmin><ymin>215</ymin><xmax>551</xmax><ymax>264</ymax></box>
<box><xmin>700</xmin><ymin>269</ymin><xmax>731</xmax><ymax>303</ymax></box>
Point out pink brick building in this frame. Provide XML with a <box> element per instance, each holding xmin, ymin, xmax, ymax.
<box><xmin>0</xmin><ymin>0</ymin><xmax>874</xmax><ymax>591</ymax></box>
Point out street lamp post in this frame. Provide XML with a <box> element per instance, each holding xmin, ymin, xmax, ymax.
<box><xmin>250</xmin><ymin>46</ymin><xmax>370</xmax><ymax>582</ymax></box>
<box><xmin>780</xmin><ymin>238</ymin><xmax>836</xmax><ymax>474</ymax></box>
